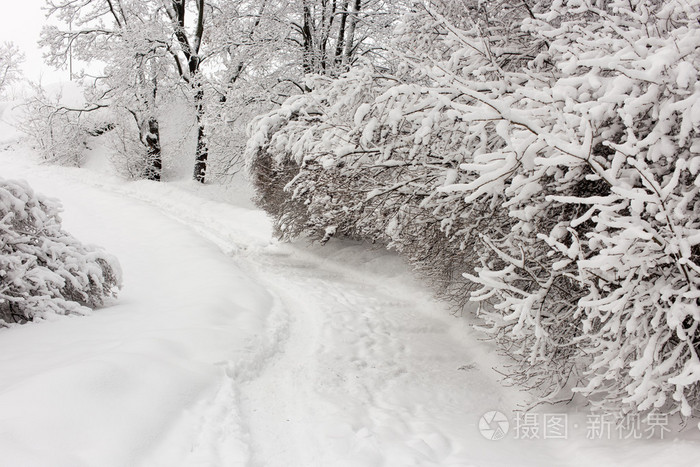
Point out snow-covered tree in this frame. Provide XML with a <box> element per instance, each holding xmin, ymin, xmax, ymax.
<box><xmin>41</xmin><ymin>0</ymin><xmax>175</xmax><ymax>180</ymax></box>
<box><xmin>199</xmin><ymin>0</ymin><xmax>290</xmax><ymax>181</ymax></box>
<box><xmin>0</xmin><ymin>177</ymin><xmax>122</xmax><ymax>327</ymax></box>
<box><xmin>208</xmin><ymin>0</ymin><xmax>406</xmax><ymax>181</ymax></box>
<box><xmin>0</xmin><ymin>42</ymin><xmax>24</xmax><ymax>97</ymax></box>
<box><xmin>38</xmin><ymin>0</ymin><xmax>405</xmax><ymax>182</ymax></box>
<box><xmin>285</xmin><ymin>0</ymin><xmax>403</xmax><ymax>78</ymax></box>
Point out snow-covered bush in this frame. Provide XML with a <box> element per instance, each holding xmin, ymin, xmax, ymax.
<box><xmin>525</xmin><ymin>0</ymin><xmax>700</xmax><ymax>416</ymax></box>
<box><xmin>245</xmin><ymin>65</ymin><xmax>496</xmax><ymax>298</ymax></box>
<box><xmin>432</xmin><ymin>0</ymin><xmax>700</xmax><ymax>415</ymax></box>
<box><xmin>247</xmin><ymin>0</ymin><xmax>700</xmax><ymax>417</ymax></box>
<box><xmin>21</xmin><ymin>98</ymin><xmax>89</xmax><ymax>166</ymax></box>
<box><xmin>20</xmin><ymin>83</ymin><xmax>111</xmax><ymax>167</ymax></box>
<box><xmin>0</xmin><ymin>177</ymin><xmax>122</xmax><ymax>326</ymax></box>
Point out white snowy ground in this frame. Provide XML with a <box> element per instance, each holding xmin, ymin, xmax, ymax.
<box><xmin>0</xmin><ymin>135</ymin><xmax>699</xmax><ymax>465</ymax></box>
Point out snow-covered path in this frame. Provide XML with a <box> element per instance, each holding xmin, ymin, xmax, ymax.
<box><xmin>238</xmin><ymin>245</ymin><xmax>517</xmax><ymax>466</ymax></box>
<box><xmin>1</xmin><ymin>145</ymin><xmax>698</xmax><ymax>467</ymax></box>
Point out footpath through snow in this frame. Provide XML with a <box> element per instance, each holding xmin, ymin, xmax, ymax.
<box><xmin>0</xmin><ymin>143</ymin><xmax>698</xmax><ymax>466</ymax></box>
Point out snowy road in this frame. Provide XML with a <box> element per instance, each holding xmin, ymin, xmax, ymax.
<box><xmin>0</xmin><ymin>146</ymin><xmax>698</xmax><ymax>466</ymax></box>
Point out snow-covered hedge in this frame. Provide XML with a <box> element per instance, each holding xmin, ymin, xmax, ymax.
<box><xmin>0</xmin><ymin>177</ymin><xmax>122</xmax><ymax>326</ymax></box>
<box><xmin>247</xmin><ymin>0</ymin><xmax>700</xmax><ymax>417</ymax></box>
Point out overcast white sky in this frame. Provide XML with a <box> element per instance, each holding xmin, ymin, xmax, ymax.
<box><xmin>0</xmin><ymin>0</ymin><xmax>69</xmax><ymax>86</ymax></box>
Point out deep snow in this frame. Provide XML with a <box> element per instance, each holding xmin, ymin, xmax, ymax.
<box><xmin>0</xmin><ymin>131</ymin><xmax>699</xmax><ymax>465</ymax></box>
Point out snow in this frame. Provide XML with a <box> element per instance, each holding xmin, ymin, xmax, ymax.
<box><xmin>0</xmin><ymin>136</ymin><xmax>699</xmax><ymax>464</ymax></box>
<box><xmin>354</xmin><ymin>103</ymin><xmax>372</xmax><ymax>127</ymax></box>
<box><xmin>0</xmin><ymin>146</ymin><xmax>275</xmax><ymax>466</ymax></box>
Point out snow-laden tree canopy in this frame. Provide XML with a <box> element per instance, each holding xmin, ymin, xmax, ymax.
<box><xmin>36</xmin><ymin>0</ymin><xmax>407</xmax><ymax>183</ymax></box>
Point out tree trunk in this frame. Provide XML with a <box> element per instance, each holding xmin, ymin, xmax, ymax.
<box><xmin>334</xmin><ymin>1</ymin><xmax>349</xmax><ymax>66</ymax></box>
<box><xmin>139</xmin><ymin>72</ymin><xmax>161</xmax><ymax>181</ymax></box>
<box><xmin>342</xmin><ymin>0</ymin><xmax>361</xmax><ymax>66</ymax></box>
<box><xmin>302</xmin><ymin>0</ymin><xmax>314</xmax><ymax>75</ymax></box>
<box><xmin>145</xmin><ymin>117</ymin><xmax>162</xmax><ymax>181</ymax></box>
<box><xmin>193</xmin><ymin>84</ymin><xmax>208</xmax><ymax>183</ymax></box>
<box><xmin>165</xmin><ymin>0</ymin><xmax>208</xmax><ymax>183</ymax></box>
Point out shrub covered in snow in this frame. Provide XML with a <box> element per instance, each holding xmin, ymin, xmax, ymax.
<box><xmin>0</xmin><ymin>177</ymin><xmax>122</xmax><ymax>326</ymax></box>
<box><xmin>246</xmin><ymin>0</ymin><xmax>700</xmax><ymax>417</ymax></box>
<box><xmin>19</xmin><ymin>83</ymin><xmax>113</xmax><ymax>167</ymax></box>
